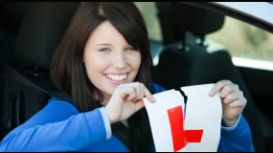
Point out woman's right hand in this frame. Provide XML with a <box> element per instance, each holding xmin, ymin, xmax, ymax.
<box><xmin>105</xmin><ymin>82</ymin><xmax>155</xmax><ymax>124</ymax></box>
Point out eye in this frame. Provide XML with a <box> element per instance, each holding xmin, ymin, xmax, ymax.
<box><xmin>99</xmin><ymin>48</ymin><xmax>110</xmax><ymax>52</ymax></box>
<box><xmin>125</xmin><ymin>46</ymin><xmax>137</xmax><ymax>52</ymax></box>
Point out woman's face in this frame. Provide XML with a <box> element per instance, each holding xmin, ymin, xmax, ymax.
<box><xmin>83</xmin><ymin>21</ymin><xmax>141</xmax><ymax>100</ymax></box>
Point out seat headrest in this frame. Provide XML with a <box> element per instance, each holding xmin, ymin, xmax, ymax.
<box><xmin>0</xmin><ymin>2</ymin><xmax>29</xmax><ymax>60</ymax></box>
<box><xmin>174</xmin><ymin>3</ymin><xmax>225</xmax><ymax>36</ymax></box>
<box><xmin>0</xmin><ymin>2</ymin><xmax>28</xmax><ymax>34</ymax></box>
<box><xmin>157</xmin><ymin>2</ymin><xmax>225</xmax><ymax>37</ymax></box>
<box><xmin>13</xmin><ymin>2</ymin><xmax>80</xmax><ymax>69</ymax></box>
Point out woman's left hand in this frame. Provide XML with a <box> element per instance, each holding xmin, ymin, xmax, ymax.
<box><xmin>209</xmin><ymin>80</ymin><xmax>247</xmax><ymax>127</ymax></box>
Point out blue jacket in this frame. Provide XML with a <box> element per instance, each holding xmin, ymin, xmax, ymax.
<box><xmin>0</xmin><ymin>83</ymin><xmax>254</xmax><ymax>152</ymax></box>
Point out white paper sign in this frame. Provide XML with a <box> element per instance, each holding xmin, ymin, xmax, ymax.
<box><xmin>144</xmin><ymin>89</ymin><xmax>185</xmax><ymax>152</ymax></box>
<box><xmin>143</xmin><ymin>84</ymin><xmax>222</xmax><ymax>152</ymax></box>
<box><xmin>181</xmin><ymin>84</ymin><xmax>222</xmax><ymax>152</ymax></box>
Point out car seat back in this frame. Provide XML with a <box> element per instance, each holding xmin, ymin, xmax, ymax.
<box><xmin>0</xmin><ymin>2</ymin><xmax>79</xmax><ymax>140</ymax></box>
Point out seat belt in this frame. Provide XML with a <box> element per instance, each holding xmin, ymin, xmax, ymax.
<box><xmin>0</xmin><ymin>61</ymin><xmax>72</xmax><ymax>102</ymax></box>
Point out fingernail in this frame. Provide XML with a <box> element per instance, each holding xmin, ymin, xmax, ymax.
<box><xmin>209</xmin><ymin>91</ymin><xmax>214</xmax><ymax>97</ymax></box>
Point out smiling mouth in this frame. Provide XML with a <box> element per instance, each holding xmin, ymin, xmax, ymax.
<box><xmin>105</xmin><ymin>73</ymin><xmax>129</xmax><ymax>82</ymax></box>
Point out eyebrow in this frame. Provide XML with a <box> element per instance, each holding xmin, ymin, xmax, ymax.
<box><xmin>96</xmin><ymin>43</ymin><xmax>112</xmax><ymax>46</ymax></box>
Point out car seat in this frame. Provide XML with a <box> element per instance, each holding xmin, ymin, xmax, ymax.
<box><xmin>0</xmin><ymin>2</ymin><xmax>79</xmax><ymax>140</ymax></box>
<box><xmin>0</xmin><ymin>1</ymin><xmax>29</xmax><ymax>139</ymax></box>
<box><xmin>153</xmin><ymin>2</ymin><xmax>265</xmax><ymax>151</ymax></box>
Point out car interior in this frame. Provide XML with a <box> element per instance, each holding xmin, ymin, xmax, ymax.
<box><xmin>0</xmin><ymin>2</ymin><xmax>272</xmax><ymax>152</ymax></box>
<box><xmin>153</xmin><ymin>2</ymin><xmax>266</xmax><ymax>151</ymax></box>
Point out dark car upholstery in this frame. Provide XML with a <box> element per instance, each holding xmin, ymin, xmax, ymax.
<box><xmin>0</xmin><ymin>2</ymin><xmax>79</xmax><ymax>140</ymax></box>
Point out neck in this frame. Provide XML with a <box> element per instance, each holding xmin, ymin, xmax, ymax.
<box><xmin>101</xmin><ymin>99</ymin><xmax>109</xmax><ymax>107</ymax></box>
<box><xmin>101</xmin><ymin>92</ymin><xmax>111</xmax><ymax>106</ymax></box>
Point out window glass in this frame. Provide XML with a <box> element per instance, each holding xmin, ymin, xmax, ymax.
<box><xmin>135</xmin><ymin>2</ymin><xmax>163</xmax><ymax>64</ymax></box>
<box><xmin>134</xmin><ymin>2</ymin><xmax>162</xmax><ymax>42</ymax></box>
<box><xmin>207</xmin><ymin>16</ymin><xmax>273</xmax><ymax>63</ymax></box>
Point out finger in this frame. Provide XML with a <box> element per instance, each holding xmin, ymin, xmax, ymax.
<box><xmin>229</xmin><ymin>98</ymin><xmax>246</xmax><ymax>108</ymax></box>
<box><xmin>133</xmin><ymin>83</ymin><xmax>144</xmax><ymax>102</ymax></box>
<box><xmin>143</xmin><ymin>86</ymin><xmax>156</xmax><ymax>102</ymax></box>
<box><xmin>135</xmin><ymin>83</ymin><xmax>141</xmax><ymax>99</ymax></box>
<box><xmin>134</xmin><ymin>82</ymin><xmax>142</xmax><ymax>100</ymax></box>
<box><xmin>135</xmin><ymin>100</ymin><xmax>144</xmax><ymax>111</ymax></box>
<box><xmin>223</xmin><ymin>92</ymin><xmax>240</xmax><ymax>104</ymax></box>
<box><xmin>220</xmin><ymin>85</ymin><xmax>235</xmax><ymax>98</ymax></box>
<box><xmin>124</xmin><ymin>87</ymin><xmax>137</xmax><ymax>101</ymax></box>
<box><xmin>209</xmin><ymin>80</ymin><xmax>233</xmax><ymax>96</ymax></box>
<box><xmin>140</xmin><ymin>83</ymin><xmax>144</xmax><ymax>99</ymax></box>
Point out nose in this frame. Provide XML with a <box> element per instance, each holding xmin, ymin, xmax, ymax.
<box><xmin>112</xmin><ymin>51</ymin><xmax>127</xmax><ymax>69</ymax></box>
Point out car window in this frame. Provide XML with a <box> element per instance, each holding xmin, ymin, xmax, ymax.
<box><xmin>206</xmin><ymin>16</ymin><xmax>273</xmax><ymax>70</ymax></box>
<box><xmin>134</xmin><ymin>2</ymin><xmax>162</xmax><ymax>42</ymax></box>
<box><xmin>135</xmin><ymin>2</ymin><xmax>163</xmax><ymax>64</ymax></box>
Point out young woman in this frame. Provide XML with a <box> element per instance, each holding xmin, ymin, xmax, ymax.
<box><xmin>0</xmin><ymin>2</ymin><xmax>254</xmax><ymax>152</ymax></box>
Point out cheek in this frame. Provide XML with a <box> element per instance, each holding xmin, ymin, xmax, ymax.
<box><xmin>128</xmin><ymin>52</ymin><xmax>141</xmax><ymax>70</ymax></box>
<box><xmin>84</xmin><ymin>53</ymin><xmax>109</xmax><ymax>81</ymax></box>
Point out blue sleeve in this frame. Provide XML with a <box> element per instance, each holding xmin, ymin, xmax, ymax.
<box><xmin>98</xmin><ymin>107</ymin><xmax>112</xmax><ymax>139</ymax></box>
<box><xmin>0</xmin><ymin>98</ymin><xmax>109</xmax><ymax>152</ymax></box>
<box><xmin>218</xmin><ymin>115</ymin><xmax>255</xmax><ymax>152</ymax></box>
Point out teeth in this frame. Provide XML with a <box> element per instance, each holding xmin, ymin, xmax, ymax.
<box><xmin>106</xmin><ymin>74</ymin><xmax>127</xmax><ymax>81</ymax></box>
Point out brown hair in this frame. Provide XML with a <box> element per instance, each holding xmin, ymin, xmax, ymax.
<box><xmin>50</xmin><ymin>2</ymin><xmax>153</xmax><ymax>150</ymax></box>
